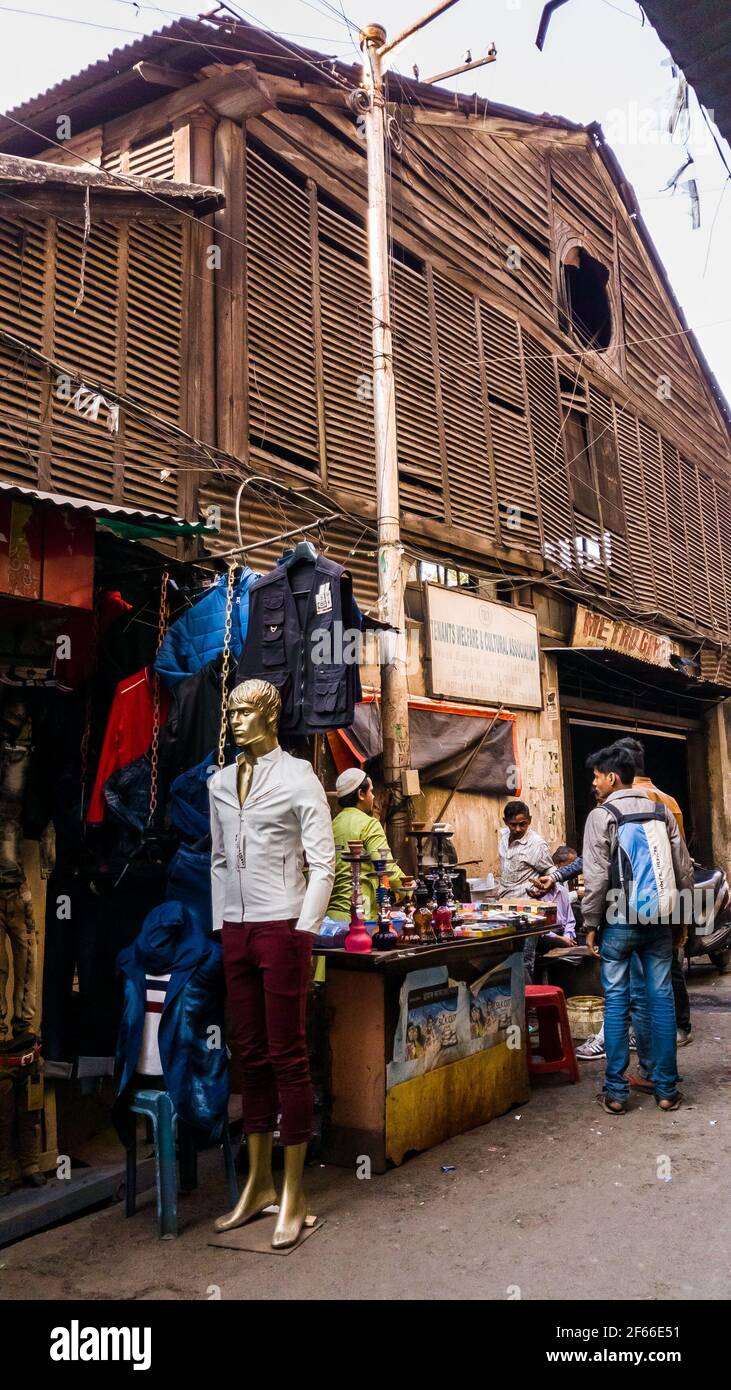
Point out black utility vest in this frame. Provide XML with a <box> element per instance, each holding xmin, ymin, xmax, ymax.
<box><xmin>235</xmin><ymin>556</ymin><xmax>360</xmax><ymax>735</ymax></box>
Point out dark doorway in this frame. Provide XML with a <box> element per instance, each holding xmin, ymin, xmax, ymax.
<box><xmin>566</xmin><ymin>718</ymin><xmax>691</xmax><ymax>850</ymax></box>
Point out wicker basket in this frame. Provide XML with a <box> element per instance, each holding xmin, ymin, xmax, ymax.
<box><xmin>565</xmin><ymin>994</ymin><xmax>604</xmax><ymax>1042</ymax></box>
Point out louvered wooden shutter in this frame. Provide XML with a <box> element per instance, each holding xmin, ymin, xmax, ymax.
<box><xmin>317</xmin><ymin>200</ymin><xmax>375</xmax><ymax>499</ymax></box>
<box><xmin>127</xmin><ymin>130</ymin><xmax>175</xmax><ymax>180</ymax></box>
<box><xmin>480</xmin><ymin>304</ymin><xmax>539</xmax><ymax>549</ymax></box>
<box><xmin>588</xmin><ymin>388</ymin><xmax>633</xmax><ymax>602</ymax></box>
<box><xmin>635</xmin><ymin>422</ymin><xmax>673</xmax><ymax>619</ymax></box>
<box><xmin>0</xmin><ymin>215</ymin><xmax>46</xmax><ymax>487</ymax></box>
<box><xmin>433</xmin><ymin>272</ymin><xmax>494</xmax><ymax>540</ymax></box>
<box><xmin>697</xmin><ymin>468</ymin><xmax>729</xmax><ymax>633</ymax></box>
<box><xmin>713</xmin><ymin>479</ymin><xmax>731</xmax><ymax>635</ymax></box>
<box><xmin>523</xmin><ymin>331</ymin><xmax>574</xmax><ymax>572</ymax></box>
<box><xmin>679</xmin><ymin>453</ymin><xmax>713</xmax><ymax>628</ymax></box>
<box><xmin>615</xmin><ymin>411</ymin><xmax>655</xmax><ymax>615</ymax></box>
<box><xmin>660</xmin><ymin>438</ymin><xmax>694</xmax><ymax>624</ymax></box>
<box><xmin>246</xmin><ymin>144</ymin><xmax>319</xmax><ymax>471</ymax></box>
<box><xmin>392</xmin><ymin>260</ymin><xmax>443</xmax><ymax>520</ymax></box>
<box><xmin>122</xmin><ymin>220</ymin><xmax>182</xmax><ymax>512</ymax></box>
<box><xmin>51</xmin><ymin>220</ymin><xmax>119</xmax><ymax>499</ymax></box>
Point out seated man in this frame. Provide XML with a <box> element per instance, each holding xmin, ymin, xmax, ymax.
<box><xmin>494</xmin><ymin>799</ymin><xmax>554</xmax><ymax>983</ymax></box>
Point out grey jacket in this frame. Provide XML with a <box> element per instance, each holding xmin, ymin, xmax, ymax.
<box><xmin>581</xmin><ymin>788</ymin><xmax>694</xmax><ymax>932</ymax></box>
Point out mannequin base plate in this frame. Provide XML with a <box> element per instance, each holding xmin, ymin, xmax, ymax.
<box><xmin>209</xmin><ymin>1209</ymin><xmax>322</xmax><ymax>1256</ymax></box>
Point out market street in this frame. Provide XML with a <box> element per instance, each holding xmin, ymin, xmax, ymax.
<box><xmin>3</xmin><ymin>960</ymin><xmax>728</xmax><ymax>1302</ymax></box>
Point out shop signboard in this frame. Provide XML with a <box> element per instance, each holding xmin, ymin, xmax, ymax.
<box><xmin>425</xmin><ymin>585</ymin><xmax>542</xmax><ymax>709</ymax></box>
<box><xmin>571</xmin><ymin>604</ymin><xmax>680</xmax><ymax>668</ymax></box>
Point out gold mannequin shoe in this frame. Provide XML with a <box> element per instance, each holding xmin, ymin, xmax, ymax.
<box><xmin>271</xmin><ymin>1142</ymin><xmax>309</xmax><ymax>1249</ymax></box>
<box><xmin>214</xmin><ymin>1132</ymin><xmax>277</xmax><ymax>1233</ymax></box>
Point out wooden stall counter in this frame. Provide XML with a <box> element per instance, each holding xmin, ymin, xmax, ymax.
<box><xmin>314</xmin><ymin>926</ymin><xmax>545</xmax><ymax>1172</ymax></box>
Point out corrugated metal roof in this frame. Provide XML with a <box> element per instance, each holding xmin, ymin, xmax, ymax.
<box><xmin>0</xmin><ymin>15</ymin><xmax>579</xmax><ymax>157</ymax></box>
<box><xmin>641</xmin><ymin>0</ymin><xmax>731</xmax><ymax>144</ymax></box>
<box><xmin>0</xmin><ymin>478</ymin><xmax>187</xmax><ymax>525</ymax></box>
<box><xmin>0</xmin><ymin>152</ymin><xmax>223</xmax><ymax>212</ymax></box>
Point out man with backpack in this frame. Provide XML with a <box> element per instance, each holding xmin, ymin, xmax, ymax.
<box><xmin>582</xmin><ymin>741</ymin><xmax>693</xmax><ymax>1115</ymax></box>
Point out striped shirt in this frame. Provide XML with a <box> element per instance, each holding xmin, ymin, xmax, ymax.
<box><xmin>136</xmin><ymin>974</ymin><xmax>171</xmax><ymax>1076</ymax></box>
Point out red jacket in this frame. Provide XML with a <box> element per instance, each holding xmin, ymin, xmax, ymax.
<box><xmin>87</xmin><ymin>668</ymin><xmax>169</xmax><ymax>823</ymax></box>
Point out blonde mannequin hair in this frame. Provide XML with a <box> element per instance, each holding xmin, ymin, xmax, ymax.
<box><xmin>228</xmin><ymin>679</ymin><xmax>281</xmax><ymax>731</ymax></box>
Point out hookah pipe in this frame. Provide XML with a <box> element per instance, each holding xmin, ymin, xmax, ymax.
<box><xmin>342</xmin><ymin>840</ymin><xmax>372</xmax><ymax>954</ymax></box>
<box><xmin>409</xmin><ymin>821</ymin><xmax>436</xmax><ymax>945</ymax></box>
<box><xmin>430</xmin><ymin>823</ymin><xmax>456</xmax><ymax>941</ymax></box>
<box><xmin>370</xmin><ymin>852</ymin><xmax>399</xmax><ymax>951</ymax></box>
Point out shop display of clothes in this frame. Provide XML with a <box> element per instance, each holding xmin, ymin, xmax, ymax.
<box><xmin>235</xmin><ymin>555</ymin><xmax>363</xmax><ymax>736</ymax></box>
<box><xmin>87</xmin><ymin>668</ymin><xmax>169</xmax><ymax>824</ymax></box>
<box><xmin>154</xmin><ymin>567</ymin><xmax>257</xmax><ymax>687</ymax></box>
<box><xmin>114</xmin><ymin>901</ymin><xmax>228</xmax><ymax>1145</ymax></box>
<box><xmin>0</xmin><ymin>879</ymin><xmax>37</xmax><ymax>1040</ymax></box>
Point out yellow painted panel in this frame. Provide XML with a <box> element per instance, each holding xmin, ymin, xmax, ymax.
<box><xmin>386</xmin><ymin>1041</ymin><xmax>529</xmax><ymax>1166</ymax></box>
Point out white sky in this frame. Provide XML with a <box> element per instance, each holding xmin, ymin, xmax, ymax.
<box><xmin>1</xmin><ymin>0</ymin><xmax>729</xmax><ymax>400</ymax></box>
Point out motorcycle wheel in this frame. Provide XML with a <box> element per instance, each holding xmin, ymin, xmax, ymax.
<box><xmin>709</xmin><ymin>949</ymin><xmax>731</xmax><ymax>973</ymax></box>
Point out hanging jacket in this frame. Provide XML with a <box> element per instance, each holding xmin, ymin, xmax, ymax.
<box><xmin>168</xmin><ymin>752</ymin><xmax>215</xmax><ymax>842</ymax></box>
<box><xmin>235</xmin><ymin>556</ymin><xmax>361</xmax><ymax>736</ymax></box>
<box><xmin>114</xmin><ymin>901</ymin><xmax>228</xmax><ymax>1144</ymax></box>
<box><xmin>166</xmin><ymin>843</ymin><xmax>212</xmax><ymax>937</ymax></box>
<box><xmin>157</xmin><ymin>660</ymin><xmax>236</xmax><ymax>796</ymax></box>
<box><xmin>154</xmin><ymin>568</ymin><xmax>257</xmax><ymax>688</ymax></box>
<box><xmin>87</xmin><ymin>668</ymin><xmax>169</xmax><ymax>824</ymax></box>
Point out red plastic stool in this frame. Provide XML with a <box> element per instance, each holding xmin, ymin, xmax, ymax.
<box><xmin>525</xmin><ymin>984</ymin><xmax>580</xmax><ymax>1083</ymax></box>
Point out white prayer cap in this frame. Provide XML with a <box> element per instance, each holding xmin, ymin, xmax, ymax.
<box><xmin>335</xmin><ymin>767</ymin><xmax>368</xmax><ymax>799</ymax></box>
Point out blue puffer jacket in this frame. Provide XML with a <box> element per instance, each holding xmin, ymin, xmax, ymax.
<box><xmin>114</xmin><ymin>902</ymin><xmax>228</xmax><ymax>1144</ymax></box>
<box><xmin>155</xmin><ymin>567</ymin><xmax>257</xmax><ymax>687</ymax></box>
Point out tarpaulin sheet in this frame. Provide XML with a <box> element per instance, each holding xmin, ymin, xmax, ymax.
<box><xmin>329</xmin><ymin>700</ymin><xmax>520</xmax><ymax>796</ymax></box>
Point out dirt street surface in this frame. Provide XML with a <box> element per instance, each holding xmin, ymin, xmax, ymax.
<box><xmin>2</xmin><ymin>966</ymin><xmax>729</xmax><ymax>1302</ymax></box>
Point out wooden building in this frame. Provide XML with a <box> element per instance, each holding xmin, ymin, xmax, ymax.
<box><xmin>2</xmin><ymin>16</ymin><xmax>730</xmax><ymax>867</ymax></box>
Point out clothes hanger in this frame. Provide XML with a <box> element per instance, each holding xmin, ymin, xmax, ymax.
<box><xmin>280</xmin><ymin>538</ymin><xmax>318</xmax><ymax>567</ymax></box>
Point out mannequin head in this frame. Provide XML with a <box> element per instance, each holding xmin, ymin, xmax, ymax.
<box><xmin>228</xmin><ymin>679</ymin><xmax>281</xmax><ymax>756</ymax></box>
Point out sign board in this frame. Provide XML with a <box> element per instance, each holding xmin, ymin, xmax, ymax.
<box><xmin>571</xmin><ymin>604</ymin><xmax>679</xmax><ymax>669</ymax></box>
<box><xmin>425</xmin><ymin>585</ymin><xmax>542</xmax><ymax>710</ymax></box>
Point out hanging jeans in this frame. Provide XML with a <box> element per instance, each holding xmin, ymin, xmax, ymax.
<box><xmin>600</xmin><ymin>925</ymin><xmax>677</xmax><ymax>1103</ymax></box>
<box><xmin>222</xmin><ymin>919</ymin><xmax>313</xmax><ymax>1146</ymax></box>
<box><xmin>0</xmin><ymin>881</ymin><xmax>37</xmax><ymax>1039</ymax></box>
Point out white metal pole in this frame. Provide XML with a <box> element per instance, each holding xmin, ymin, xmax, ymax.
<box><xmin>360</xmin><ymin>23</ymin><xmax>411</xmax><ymax>846</ymax></box>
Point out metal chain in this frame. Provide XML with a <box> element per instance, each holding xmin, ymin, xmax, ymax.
<box><xmin>148</xmin><ymin>569</ymin><xmax>170</xmax><ymax>822</ymax></box>
<box><xmin>217</xmin><ymin>562</ymin><xmax>237</xmax><ymax>769</ymax></box>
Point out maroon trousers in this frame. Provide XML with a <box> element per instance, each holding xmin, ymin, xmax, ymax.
<box><xmin>222</xmin><ymin>920</ymin><xmax>313</xmax><ymax>1147</ymax></box>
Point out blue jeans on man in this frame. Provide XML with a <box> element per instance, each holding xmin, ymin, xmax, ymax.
<box><xmin>600</xmin><ymin>926</ymin><xmax>677</xmax><ymax>1102</ymax></box>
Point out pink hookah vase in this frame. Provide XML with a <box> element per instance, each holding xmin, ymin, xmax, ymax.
<box><xmin>342</xmin><ymin>840</ymin><xmax>373</xmax><ymax>954</ymax></box>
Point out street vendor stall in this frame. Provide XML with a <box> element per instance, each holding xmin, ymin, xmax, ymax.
<box><xmin>314</xmin><ymin>923</ymin><xmax>547</xmax><ymax>1171</ymax></box>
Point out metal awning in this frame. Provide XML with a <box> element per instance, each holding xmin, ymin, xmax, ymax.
<box><xmin>544</xmin><ymin>644</ymin><xmax>731</xmax><ymax>702</ymax></box>
<box><xmin>0</xmin><ymin>480</ymin><xmax>214</xmax><ymax>536</ymax></box>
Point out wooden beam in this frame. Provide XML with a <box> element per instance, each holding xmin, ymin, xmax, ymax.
<box><xmin>102</xmin><ymin>67</ymin><xmax>274</xmax><ymax>150</ymax></box>
<box><xmin>214</xmin><ymin>117</ymin><xmax>245</xmax><ymax>461</ymax></box>
<box><xmin>133</xmin><ymin>61</ymin><xmax>192</xmax><ymax>89</ymax></box>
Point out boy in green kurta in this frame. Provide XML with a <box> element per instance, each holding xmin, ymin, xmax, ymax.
<box><xmin>327</xmin><ymin>768</ymin><xmax>405</xmax><ymax>922</ymax></box>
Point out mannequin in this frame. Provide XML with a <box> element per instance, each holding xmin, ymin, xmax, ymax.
<box><xmin>209</xmin><ymin>679</ymin><xmax>335</xmax><ymax>1248</ymax></box>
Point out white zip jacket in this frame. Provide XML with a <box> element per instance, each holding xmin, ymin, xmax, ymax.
<box><xmin>208</xmin><ymin>746</ymin><xmax>336</xmax><ymax>934</ymax></box>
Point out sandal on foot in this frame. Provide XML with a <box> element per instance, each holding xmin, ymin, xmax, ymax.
<box><xmin>628</xmin><ymin>1074</ymin><xmax>654</xmax><ymax>1093</ymax></box>
<box><xmin>655</xmin><ymin>1091</ymin><xmax>683</xmax><ymax>1111</ymax></box>
<box><xmin>597</xmin><ymin>1092</ymin><xmax>627</xmax><ymax>1114</ymax></box>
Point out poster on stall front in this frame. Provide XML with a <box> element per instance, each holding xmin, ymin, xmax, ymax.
<box><xmin>387</xmin><ymin>955</ymin><xmax>524</xmax><ymax>1090</ymax></box>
